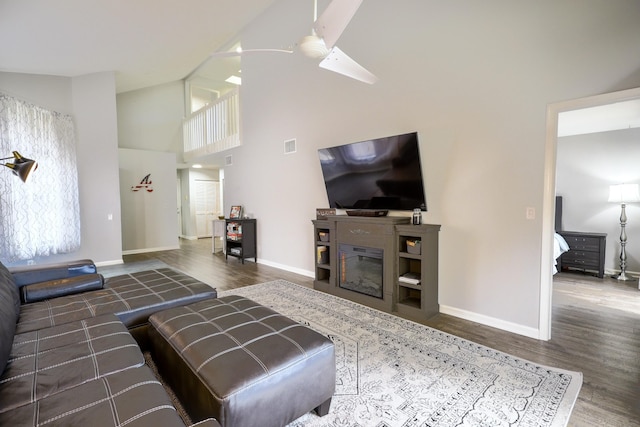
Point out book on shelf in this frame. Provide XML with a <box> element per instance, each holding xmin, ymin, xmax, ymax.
<box><xmin>399</xmin><ymin>272</ymin><xmax>421</xmax><ymax>285</ymax></box>
<box><xmin>316</xmin><ymin>246</ymin><xmax>328</xmax><ymax>264</ymax></box>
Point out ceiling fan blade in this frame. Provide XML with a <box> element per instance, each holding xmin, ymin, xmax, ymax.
<box><xmin>319</xmin><ymin>46</ymin><xmax>378</xmax><ymax>84</ymax></box>
<box><xmin>313</xmin><ymin>0</ymin><xmax>363</xmax><ymax>49</ymax></box>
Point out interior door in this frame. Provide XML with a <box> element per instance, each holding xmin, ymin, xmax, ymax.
<box><xmin>195</xmin><ymin>180</ymin><xmax>219</xmax><ymax>238</ymax></box>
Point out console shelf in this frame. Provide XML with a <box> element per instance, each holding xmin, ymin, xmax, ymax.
<box><xmin>312</xmin><ymin>220</ymin><xmax>335</xmax><ymax>287</ymax></box>
<box><xmin>312</xmin><ymin>217</ymin><xmax>440</xmax><ymax>321</ymax></box>
<box><xmin>225</xmin><ymin>219</ymin><xmax>256</xmax><ymax>264</ymax></box>
<box><xmin>396</xmin><ymin>224</ymin><xmax>440</xmax><ymax>320</ymax></box>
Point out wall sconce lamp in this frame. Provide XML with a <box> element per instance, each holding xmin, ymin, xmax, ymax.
<box><xmin>608</xmin><ymin>183</ymin><xmax>640</xmax><ymax>281</ymax></box>
<box><xmin>0</xmin><ymin>151</ymin><xmax>38</xmax><ymax>183</ymax></box>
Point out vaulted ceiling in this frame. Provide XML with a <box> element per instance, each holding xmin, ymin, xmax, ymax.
<box><xmin>0</xmin><ymin>0</ymin><xmax>276</xmax><ymax>93</ymax></box>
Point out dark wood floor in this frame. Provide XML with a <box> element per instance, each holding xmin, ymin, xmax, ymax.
<box><xmin>123</xmin><ymin>238</ymin><xmax>640</xmax><ymax>427</ymax></box>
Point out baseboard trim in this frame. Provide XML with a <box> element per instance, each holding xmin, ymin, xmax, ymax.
<box><xmin>122</xmin><ymin>245</ymin><xmax>180</xmax><ymax>256</ymax></box>
<box><xmin>439</xmin><ymin>304</ymin><xmax>541</xmax><ymax>340</ymax></box>
<box><xmin>256</xmin><ymin>258</ymin><xmax>314</xmax><ymax>279</ymax></box>
<box><xmin>604</xmin><ymin>268</ymin><xmax>639</xmax><ymax>278</ymax></box>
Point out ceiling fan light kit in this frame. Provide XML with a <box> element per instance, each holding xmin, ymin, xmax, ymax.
<box><xmin>299</xmin><ymin>35</ymin><xmax>330</xmax><ymax>59</ymax></box>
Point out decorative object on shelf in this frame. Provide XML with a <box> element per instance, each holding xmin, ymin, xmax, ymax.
<box><xmin>412</xmin><ymin>208</ymin><xmax>422</xmax><ymax>225</ymax></box>
<box><xmin>1</xmin><ymin>151</ymin><xmax>37</xmax><ymax>183</ymax></box>
<box><xmin>406</xmin><ymin>238</ymin><xmax>421</xmax><ymax>255</ymax></box>
<box><xmin>399</xmin><ymin>272</ymin><xmax>421</xmax><ymax>285</ymax></box>
<box><xmin>225</xmin><ymin>218</ymin><xmax>256</xmax><ymax>263</ymax></box>
<box><xmin>316</xmin><ymin>246</ymin><xmax>328</xmax><ymax>264</ymax></box>
<box><xmin>608</xmin><ymin>183</ymin><xmax>640</xmax><ymax>281</ymax></box>
<box><xmin>131</xmin><ymin>173</ymin><xmax>153</xmax><ymax>192</ymax></box>
<box><xmin>229</xmin><ymin>205</ymin><xmax>242</xmax><ymax>219</ymax></box>
<box><xmin>316</xmin><ymin>208</ymin><xmax>336</xmax><ymax>220</ymax></box>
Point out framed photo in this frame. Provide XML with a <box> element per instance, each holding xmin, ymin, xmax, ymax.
<box><xmin>316</xmin><ymin>208</ymin><xmax>336</xmax><ymax>219</ymax></box>
<box><xmin>229</xmin><ymin>205</ymin><xmax>242</xmax><ymax>219</ymax></box>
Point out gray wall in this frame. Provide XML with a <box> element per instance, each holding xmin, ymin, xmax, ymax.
<box><xmin>557</xmin><ymin>128</ymin><xmax>640</xmax><ymax>274</ymax></box>
<box><xmin>219</xmin><ymin>0</ymin><xmax>640</xmax><ymax>337</ymax></box>
<box><xmin>118</xmin><ymin>148</ymin><xmax>179</xmax><ymax>253</ymax></box>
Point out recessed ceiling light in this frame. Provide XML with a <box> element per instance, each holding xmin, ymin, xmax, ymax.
<box><xmin>192</xmin><ymin>164</ymin><xmax>202</xmax><ymax>168</ymax></box>
<box><xmin>225</xmin><ymin>75</ymin><xmax>242</xmax><ymax>85</ymax></box>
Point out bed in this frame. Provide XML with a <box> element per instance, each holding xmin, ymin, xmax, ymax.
<box><xmin>554</xmin><ymin>196</ymin><xmax>570</xmax><ymax>274</ymax></box>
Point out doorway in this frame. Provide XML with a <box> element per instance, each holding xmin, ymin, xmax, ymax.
<box><xmin>195</xmin><ymin>179</ymin><xmax>220</xmax><ymax>238</ymax></box>
<box><xmin>540</xmin><ymin>86</ymin><xmax>640</xmax><ymax>340</ymax></box>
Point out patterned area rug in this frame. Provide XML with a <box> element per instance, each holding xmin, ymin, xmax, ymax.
<box><xmin>219</xmin><ymin>280</ymin><xmax>582</xmax><ymax>427</ymax></box>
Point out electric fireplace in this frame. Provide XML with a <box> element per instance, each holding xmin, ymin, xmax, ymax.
<box><xmin>339</xmin><ymin>244</ymin><xmax>383</xmax><ymax>298</ymax></box>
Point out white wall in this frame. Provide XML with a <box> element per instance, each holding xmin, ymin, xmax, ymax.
<box><xmin>0</xmin><ymin>71</ymin><xmax>123</xmax><ymax>266</ymax></box>
<box><xmin>119</xmin><ymin>148</ymin><xmax>179</xmax><ymax>253</ymax></box>
<box><xmin>220</xmin><ymin>0</ymin><xmax>640</xmax><ymax>338</ymax></box>
<box><xmin>556</xmin><ymin>128</ymin><xmax>640</xmax><ymax>274</ymax></box>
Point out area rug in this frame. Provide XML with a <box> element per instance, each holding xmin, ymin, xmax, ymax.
<box><xmin>219</xmin><ymin>280</ymin><xmax>582</xmax><ymax>427</ymax></box>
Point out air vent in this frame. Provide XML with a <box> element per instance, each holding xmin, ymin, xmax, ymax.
<box><xmin>284</xmin><ymin>138</ymin><xmax>297</xmax><ymax>154</ymax></box>
<box><xmin>225</xmin><ymin>155</ymin><xmax>233</xmax><ymax>166</ymax></box>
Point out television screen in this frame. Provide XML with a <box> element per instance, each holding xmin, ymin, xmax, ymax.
<box><xmin>318</xmin><ymin>132</ymin><xmax>427</xmax><ymax>211</ymax></box>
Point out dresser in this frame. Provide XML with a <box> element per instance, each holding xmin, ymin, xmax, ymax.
<box><xmin>558</xmin><ymin>231</ymin><xmax>606</xmax><ymax>278</ymax></box>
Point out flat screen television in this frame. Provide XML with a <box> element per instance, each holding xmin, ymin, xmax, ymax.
<box><xmin>318</xmin><ymin>132</ymin><xmax>427</xmax><ymax>211</ymax></box>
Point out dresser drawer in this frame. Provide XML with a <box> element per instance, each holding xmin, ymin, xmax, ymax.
<box><xmin>561</xmin><ymin>251</ymin><xmax>600</xmax><ymax>268</ymax></box>
<box><xmin>561</xmin><ymin>236</ymin><xmax>601</xmax><ymax>252</ymax></box>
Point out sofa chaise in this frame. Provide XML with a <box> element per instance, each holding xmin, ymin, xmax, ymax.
<box><xmin>0</xmin><ymin>259</ymin><xmax>220</xmax><ymax>426</ymax></box>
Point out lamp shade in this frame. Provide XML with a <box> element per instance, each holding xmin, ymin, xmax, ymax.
<box><xmin>608</xmin><ymin>183</ymin><xmax>640</xmax><ymax>203</ymax></box>
<box><xmin>1</xmin><ymin>151</ymin><xmax>38</xmax><ymax>183</ymax></box>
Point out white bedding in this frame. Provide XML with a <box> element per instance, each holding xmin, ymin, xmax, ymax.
<box><xmin>554</xmin><ymin>232</ymin><xmax>570</xmax><ymax>274</ymax></box>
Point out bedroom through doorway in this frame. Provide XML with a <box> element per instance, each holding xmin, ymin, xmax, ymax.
<box><xmin>541</xmin><ymin>87</ymin><xmax>640</xmax><ymax>340</ymax></box>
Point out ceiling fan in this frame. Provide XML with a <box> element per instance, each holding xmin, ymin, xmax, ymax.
<box><xmin>203</xmin><ymin>0</ymin><xmax>377</xmax><ymax>85</ymax></box>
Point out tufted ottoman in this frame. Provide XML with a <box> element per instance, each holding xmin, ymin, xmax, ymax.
<box><xmin>147</xmin><ymin>295</ymin><xmax>335</xmax><ymax>427</ymax></box>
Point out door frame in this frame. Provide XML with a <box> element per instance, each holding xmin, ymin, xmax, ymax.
<box><xmin>539</xmin><ymin>86</ymin><xmax>640</xmax><ymax>340</ymax></box>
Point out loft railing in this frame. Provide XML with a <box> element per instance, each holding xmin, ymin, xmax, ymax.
<box><xmin>183</xmin><ymin>88</ymin><xmax>240</xmax><ymax>160</ymax></box>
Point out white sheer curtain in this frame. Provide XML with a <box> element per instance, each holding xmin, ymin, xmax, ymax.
<box><xmin>0</xmin><ymin>93</ymin><xmax>80</xmax><ymax>261</ymax></box>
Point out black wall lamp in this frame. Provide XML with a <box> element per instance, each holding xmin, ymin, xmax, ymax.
<box><xmin>1</xmin><ymin>151</ymin><xmax>38</xmax><ymax>183</ymax></box>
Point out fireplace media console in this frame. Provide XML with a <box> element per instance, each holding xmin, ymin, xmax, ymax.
<box><xmin>312</xmin><ymin>216</ymin><xmax>440</xmax><ymax>320</ymax></box>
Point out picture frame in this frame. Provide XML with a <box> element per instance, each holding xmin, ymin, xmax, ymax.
<box><xmin>229</xmin><ymin>205</ymin><xmax>242</xmax><ymax>219</ymax></box>
<box><xmin>316</xmin><ymin>208</ymin><xmax>336</xmax><ymax>220</ymax></box>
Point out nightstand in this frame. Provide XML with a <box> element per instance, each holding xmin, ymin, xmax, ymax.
<box><xmin>558</xmin><ymin>231</ymin><xmax>606</xmax><ymax>278</ymax></box>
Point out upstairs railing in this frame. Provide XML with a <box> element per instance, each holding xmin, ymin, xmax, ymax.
<box><xmin>183</xmin><ymin>88</ymin><xmax>240</xmax><ymax>160</ymax></box>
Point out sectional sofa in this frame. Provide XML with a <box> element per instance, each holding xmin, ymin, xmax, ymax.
<box><xmin>0</xmin><ymin>259</ymin><xmax>220</xmax><ymax>426</ymax></box>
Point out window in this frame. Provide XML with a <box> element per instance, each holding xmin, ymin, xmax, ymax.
<box><xmin>0</xmin><ymin>94</ymin><xmax>80</xmax><ymax>261</ymax></box>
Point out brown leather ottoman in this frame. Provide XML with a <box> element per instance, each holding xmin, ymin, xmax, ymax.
<box><xmin>147</xmin><ymin>295</ymin><xmax>335</xmax><ymax>427</ymax></box>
